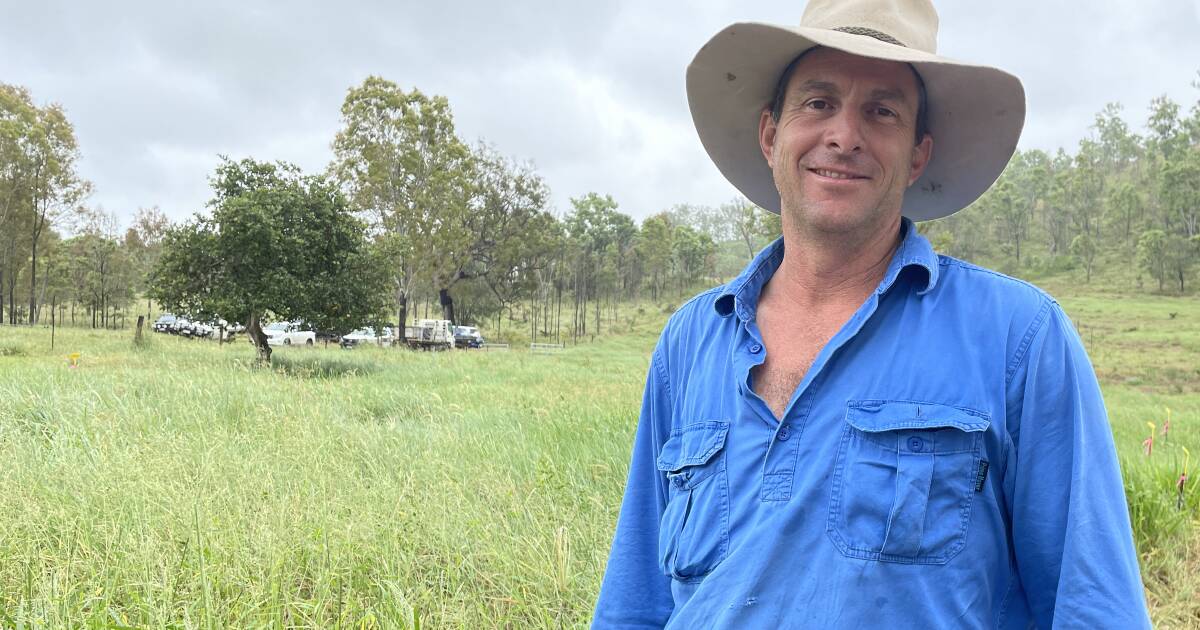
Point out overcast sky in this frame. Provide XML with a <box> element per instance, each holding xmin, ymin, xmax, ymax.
<box><xmin>2</xmin><ymin>1</ymin><xmax>1198</xmax><ymax>227</ymax></box>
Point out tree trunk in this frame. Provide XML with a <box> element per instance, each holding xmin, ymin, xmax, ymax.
<box><xmin>28</xmin><ymin>238</ymin><xmax>37</xmax><ymax>324</ymax></box>
<box><xmin>396</xmin><ymin>291</ymin><xmax>408</xmax><ymax>342</ymax></box>
<box><xmin>439</xmin><ymin>287</ymin><xmax>455</xmax><ymax>325</ymax></box>
<box><xmin>246</xmin><ymin>311</ymin><xmax>272</xmax><ymax>363</ymax></box>
<box><xmin>135</xmin><ymin>315</ymin><xmax>145</xmax><ymax>345</ymax></box>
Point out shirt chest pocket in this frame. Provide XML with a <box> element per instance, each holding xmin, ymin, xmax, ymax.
<box><xmin>656</xmin><ymin>420</ymin><xmax>731</xmax><ymax>582</ymax></box>
<box><xmin>827</xmin><ymin>400</ymin><xmax>990</xmax><ymax>565</ymax></box>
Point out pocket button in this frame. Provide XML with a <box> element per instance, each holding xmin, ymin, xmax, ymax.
<box><xmin>777</xmin><ymin>425</ymin><xmax>791</xmax><ymax>441</ymax></box>
<box><xmin>907</xmin><ymin>436</ymin><xmax>925</xmax><ymax>452</ymax></box>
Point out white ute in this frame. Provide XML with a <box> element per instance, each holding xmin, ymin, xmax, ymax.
<box><xmin>263</xmin><ymin>321</ymin><xmax>316</xmax><ymax>346</ymax></box>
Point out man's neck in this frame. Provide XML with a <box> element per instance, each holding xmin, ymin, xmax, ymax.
<box><xmin>763</xmin><ymin>214</ymin><xmax>903</xmax><ymax>313</ymax></box>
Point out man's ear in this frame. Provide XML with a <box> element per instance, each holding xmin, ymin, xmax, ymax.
<box><xmin>759</xmin><ymin>108</ymin><xmax>777</xmax><ymax>168</ymax></box>
<box><xmin>908</xmin><ymin>133</ymin><xmax>933</xmax><ymax>185</ymax></box>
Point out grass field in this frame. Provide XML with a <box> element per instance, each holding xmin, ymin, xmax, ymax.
<box><xmin>0</xmin><ymin>289</ymin><xmax>1198</xmax><ymax>628</ymax></box>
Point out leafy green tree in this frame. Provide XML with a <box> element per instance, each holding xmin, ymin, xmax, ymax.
<box><xmin>331</xmin><ymin>77</ymin><xmax>473</xmax><ymax>333</ymax></box>
<box><xmin>151</xmin><ymin>158</ymin><xmax>389</xmax><ymax>362</ymax></box>
<box><xmin>1159</xmin><ymin>148</ymin><xmax>1200</xmax><ymax>237</ymax></box>
<box><xmin>985</xmin><ymin>176</ymin><xmax>1026</xmax><ymax>264</ymax></box>
<box><xmin>1137</xmin><ymin>229</ymin><xmax>1169</xmax><ymax>291</ymax></box>
<box><xmin>637</xmin><ymin>213</ymin><xmax>673</xmax><ymax>301</ymax></box>
<box><xmin>671</xmin><ymin>224</ymin><xmax>716</xmax><ymax>293</ymax></box>
<box><xmin>470</xmin><ymin>146</ymin><xmax>559</xmax><ymax>322</ymax></box>
<box><xmin>1104</xmin><ymin>183</ymin><xmax>1142</xmax><ymax>247</ymax></box>
<box><xmin>0</xmin><ymin>83</ymin><xmax>89</xmax><ymax>324</ymax></box>
<box><xmin>720</xmin><ymin>197</ymin><xmax>763</xmax><ymax>261</ymax></box>
<box><xmin>565</xmin><ymin>193</ymin><xmax>635</xmax><ymax>336</ymax></box>
<box><xmin>1070</xmin><ymin>232</ymin><xmax>1097</xmax><ymax>283</ymax></box>
<box><xmin>1164</xmin><ymin>233</ymin><xmax>1199</xmax><ymax>292</ymax></box>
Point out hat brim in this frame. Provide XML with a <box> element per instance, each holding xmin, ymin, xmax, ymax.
<box><xmin>686</xmin><ymin>22</ymin><xmax>1025</xmax><ymax>221</ymax></box>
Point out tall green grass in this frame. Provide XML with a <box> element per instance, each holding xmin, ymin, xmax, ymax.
<box><xmin>0</xmin><ymin>290</ymin><xmax>1197</xmax><ymax>627</ymax></box>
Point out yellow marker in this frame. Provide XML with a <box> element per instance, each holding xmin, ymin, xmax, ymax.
<box><xmin>66</xmin><ymin>352</ymin><xmax>81</xmax><ymax>368</ymax></box>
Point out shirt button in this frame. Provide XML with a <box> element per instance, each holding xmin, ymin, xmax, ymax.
<box><xmin>777</xmin><ymin>425</ymin><xmax>791</xmax><ymax>441</ymax></box>
<box><xmin>907</xmin><ymin>436</ymin><xmax>925</xmax><ymax>452</ymax></box>
<box><xmin>749</xmin><ymin>343</ymin><xmax>762</xmax><ymax>353</ymax></box>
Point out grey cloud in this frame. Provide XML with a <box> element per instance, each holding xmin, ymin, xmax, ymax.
<box><xmin>1</xmin><ymin>1</ymin><xmax>1197</xmax><ymax>227</ymax></box>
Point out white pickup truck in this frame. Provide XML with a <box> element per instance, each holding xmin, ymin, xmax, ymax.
<box><xmin>263</xmin><ymin>321</ymin><xmax>315</xmax><ymax>346</ymax></box>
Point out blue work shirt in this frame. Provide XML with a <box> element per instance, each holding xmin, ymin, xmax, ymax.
<box><xmin>593</xmin><ymin>219</ymin><xmax>1149</xmax><ymax>629</ymax></box>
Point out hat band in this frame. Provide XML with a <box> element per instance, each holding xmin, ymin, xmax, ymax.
<box><xmin>832</xmin><ymin>26</ymin><xmax>905</xmax><ymax>47</ymax></box>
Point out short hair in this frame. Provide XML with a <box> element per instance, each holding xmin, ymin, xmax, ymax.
<box><xmin>769</xmin><ymin>46</ymin><xmax>930</xmax><ymax>144</ymax></box>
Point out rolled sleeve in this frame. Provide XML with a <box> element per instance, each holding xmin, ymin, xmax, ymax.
<box><xmin>1006</xmin><ymin>302</ymin><xmax>1150</xmax><ymax>629</ymax></box>
<box><xmin>592</xmin><ymin>347</ymin><xmax>675</xmax><ymax>628</ymax></box>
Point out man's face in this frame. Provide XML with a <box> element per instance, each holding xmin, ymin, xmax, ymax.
<box><xmin>758</xmin><ymin>48</ymin><xmax>933</xmax><ymax>236</ymax></box>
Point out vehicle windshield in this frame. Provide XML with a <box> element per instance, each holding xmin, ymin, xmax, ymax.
<box><xmin>265</xmin><ymin>322</ymin><xmax>288</xmax><ymax>331</ymax></box>
<box><xmin>350</xmin><ymin>328</ymin><xmax>374</xmax><ymax>336</ymax></box>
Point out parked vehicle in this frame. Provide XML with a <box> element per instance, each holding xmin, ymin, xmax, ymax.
<box><xmin>188</xmin><ymin>321</ymin><xmax>215</xmax><ymax>338</ymax></box>
<box><xmin>170</xmin><ymin>317</ymin><xmax>192</xmax><ymax>335</ymax></box>
<box><xmin>153</xmin><ymin>314</ymin><xmax>177</xmax><ymax>333</ymax></box>
<box><xmin>404</xmin><ymin>319</ymin><xmax>455</xmax><ymax>350</ymax></box>
<box><xmin>340</xmin><ymin>326</ymin><xmax>394</xmax><ymax>349</ymax></box>
<box><xmin>263</xmin><ymin>321</ymin><xmax>316</xmax><ymax>346</ymax></box>
<box><xmin>453</xmin><ymin>325</ymin><xmax>485</xmax><ymax>349</ymax></box>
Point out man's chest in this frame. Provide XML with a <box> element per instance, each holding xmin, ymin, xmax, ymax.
<box><xmin>750</xmin><ymin>315</ymin><xmax>846</xmax><ymax>421</ymax></box>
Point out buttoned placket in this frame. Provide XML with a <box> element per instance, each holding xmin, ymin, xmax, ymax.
<box><xmin>735</xmin><ymin>289</ymin><xmax>888</xmax><ymax>503</ymax></box>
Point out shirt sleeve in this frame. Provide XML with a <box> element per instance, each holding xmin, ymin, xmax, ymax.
<box><xmin>592</xmin><ymin>346</ymin><xmax>675</xmax><ymax>628</ymax></box>
<box><xmin>1005</xmin><ymin>301</ymin><xmax>1150</xmax><ymax>629</ymax></box>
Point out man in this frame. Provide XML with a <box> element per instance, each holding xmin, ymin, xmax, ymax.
<box><xmin>592</xmin><ymin>1</ymin><xmax>1150</xmax><ymax>628</ymax></box>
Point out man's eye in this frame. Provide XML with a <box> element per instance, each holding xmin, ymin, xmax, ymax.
<box><xmin>806</xmin><ymin>99</ymin><xmax>830</xmax><ymax>110</ymax></box>
<box><xmin>876</xmin><ymin>107</ymin><xmax>897</xmax><ymax>117</ymax></box>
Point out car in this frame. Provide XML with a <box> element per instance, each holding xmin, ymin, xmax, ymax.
<box><xmin>453</xmin><ymin>325</ymin><xmax>485</xmax><ymax>349</ymax></box>
<box><xmin>170</xmin><ymin>317</ymin><xmax>192</xmax><ymax>335</ymax></box>
<box><xmin>263</xmin><ymin>321</ymin><xmax>316</xmax><ymax>346</ymax></box>
<box><xmin>153</xmin><ymin>314</ymin><xmax>177</xmax><ymax>333</ymax></box>
<box><xmin>340</xmin><ymin>326</ymin><xmax>394</xmax><ymax>349</ymax></box>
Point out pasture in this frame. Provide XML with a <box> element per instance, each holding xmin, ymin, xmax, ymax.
<box><xmin>0</xmin><ymin>290</ymin><xmax>1198</xmax><ymax>628</ymax></box>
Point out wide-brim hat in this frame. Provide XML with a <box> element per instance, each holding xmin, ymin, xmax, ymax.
<box><xmin>686</xmin><ymin>0</ymin><xmax>1025</xmax><ymax>221</ymax></box>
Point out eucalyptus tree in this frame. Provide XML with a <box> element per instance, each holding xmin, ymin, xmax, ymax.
<box><xmin>331</xmin><ymin>77</ymin><xmax>473</xmax><ymax>334</ymax></box>
<box><xmin>0</xmin><ymin>83</ymin><xmax>89</xmax><ymax>324</ymax></box>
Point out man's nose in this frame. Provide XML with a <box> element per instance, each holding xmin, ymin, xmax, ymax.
<box><xmin>824</xmin><ymin>110</ymin><xmax>865</xmax><ymax>153</ymax></box>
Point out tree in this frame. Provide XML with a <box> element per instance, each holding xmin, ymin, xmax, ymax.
<box><xmin>1104</xmin><ymin>183</ymin><xmax>1141</xmax><ymax>247</ymax></box>
<box><xmin>470</xmin><ymin>146</ymin><xmax>559</xmax><ymax>326</ymax></box>
<box><xmin>1159</xmin><ymin>148</ymin><xmax>1200</xmax><ymax>238</ymax></box>
<box><xmin>637</xmin><ymin>213</ymin><xmax>673</xmax><ymax>301</ymax></box>
<box><xmin>124</xmin><ymin>206</ymin><xmax>171</xmax><ymax>316</ymax></box>
<box><xmin>671</xmin><ymin>224</ymin><xmax>716</xmax><ymax>293</ymax></box>
<box><xmin>1136</xmin><ymin>229</ymin><xmax>1169</xmax><ymax>291</ymax></box>
<box><xmin>151</xmin><ymin>158</ymin><xmax>389</xmax><ymax>362</ymax></box>
<box><xmin>719</xmin><ymin>197</ymin><xmax>763</xmax><ymax>261</ymax></box>
<box><xmin>565</xmin><ymin>193</ymin><xmax>636</xmax><ymax>337</ymax></box>
<box><xmin>1164</xmin><ymin>233</ymin><xmax>1199</xmax><ymax>292</ymax></box>
<box><xmin>331</xmin><ymin>77</ymin><xmax>473</xmax><ymax>335</ymax></box>
<box><xmin>0</xmin><ymin>83</ymin><xmax>89</xmax><ymax>324</ymax></box>
<box><xmin>1069</xmin><ymin>232</ymin><xmax>1097</xmax><ymax>283</ymax></box>
<box><xmin>984</xmin><ymin>176</ymin><xmax>1026</xmax><ymax>264</ymax></box>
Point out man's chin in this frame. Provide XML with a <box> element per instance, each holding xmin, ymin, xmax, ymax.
<box><xmin>781</xmin><ymin>201</ymin><xmax>896</xmax><ymax>237</ymax></box>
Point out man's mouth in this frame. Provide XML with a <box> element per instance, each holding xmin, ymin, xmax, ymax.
<box><xmin>808</xmin><ymin>168</ymin><xmax>868</xmax><ymax>180</ymax></box>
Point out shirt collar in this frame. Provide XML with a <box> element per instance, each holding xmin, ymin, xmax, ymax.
<box><xmin>713</xmin><ymin>217</ymin><xmax>941</xmax><ymax>321</ymax></box>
